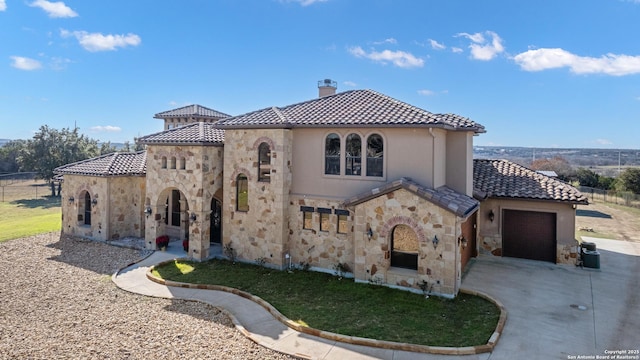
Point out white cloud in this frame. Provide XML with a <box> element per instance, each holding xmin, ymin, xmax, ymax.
<box><xmin>61</xmin><ymin>29</ymin><xmax>141</xmax><ymax>52</ymax></box>
<box><xmin>595</xmin><ymin>139</ymin><xmax>613</xmax><ymax>145</ymax></box>
<box><xmin>280</xmin><ymin>0</ymin><xmax>328</xmax><ymax>6</ymax></box>
<box><xmin>417</xmin><ymin>89</ymin><xmax>435</xmax><ymax>96</ymax></box>
<box><xmin>90</xmin><ymin>125</ymin><xmax>122</xmax><ymax>133</ymax></box>
<box><xmin>0</xmin><ymin>0</ymin><xmax>6</xmax><ymax>11</ymax></box>
<box><xmin>451</xmin><ymin>47</ymin><xmax>463</xmax><ymax>53</ymax></box>
<box><xmin>428</xmin><ymin>39</ymin><xmax>446</xmax><ymax>50</ymax></box>
<box><xmin>348</xmin><ymin>46</ymin><xmax>424</xmax><ymax>69</ymax></box>
<box><xmin>29</xmin><ymin>0</ymin><xmax>78</xmax><ymax>18</ymax></box>
<box><xmin>343</xmin><ymin>81</ymin><xmax>357</xmax><ymax>87</ymax></box>
<box><xmin>513</xmin><ymin>48</ymin><xmax>640</xmax><ymax>76</ymax></box>
<box><xmin>456</xmin><ymin>31</ymin><xmax>504</xmax><ymax>60</ymax></box>
<box><xmin>373</xmin><ymin>38</ymin><xmax>397</xmax><ymax>45</ymax></box>
<box><xmin>50</xmin><ymin>56</ymin><xmax>72</xmax><ymax>70</ymax></box>
<box><xmin>10</xmin><ymin>56</ymin><xmax>42</xmax><ymax>70</ymax></box>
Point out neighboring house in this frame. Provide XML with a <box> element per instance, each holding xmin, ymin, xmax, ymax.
<box><xmin>54</xmin><ymin>81</ymin><xmax>586</xmax><ymax>297</ymax></box>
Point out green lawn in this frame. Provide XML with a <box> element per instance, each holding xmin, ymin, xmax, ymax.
<box><xmin>0</xmin><ymin>197</ymin><xmax>61</xmax><ymax>242</ymax></box>
<box><xmin>153</xmin><ymin>259</ymin><xmax>500</xmax><ymax>347</ymax></box>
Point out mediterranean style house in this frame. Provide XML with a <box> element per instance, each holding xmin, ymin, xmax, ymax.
<box><xmin>55</xmin><ymin>80</ymin><xmax>587</xmax><ymax>297</ymax></box>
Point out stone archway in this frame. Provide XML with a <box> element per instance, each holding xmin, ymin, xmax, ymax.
<box><xmin>156</xmin><ymin>187</ymin><xmax>190</xmax><ymax>241</ymax></box>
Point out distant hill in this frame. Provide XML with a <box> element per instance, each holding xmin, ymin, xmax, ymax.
<box><xmin>0</xmin><ymin>139</ymin><xmax>11</xmax><ymax>146</ymax></box>
<box><xmin>474</xmin><ymin>146</ymin><xmax>640</xmax><ymax>176</ymax></box>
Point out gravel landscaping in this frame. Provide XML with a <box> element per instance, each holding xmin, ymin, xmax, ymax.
<box><xmin>0</xmin><ymin>233</ymin><xmax>296</xmax><ymax>360</ymax></box>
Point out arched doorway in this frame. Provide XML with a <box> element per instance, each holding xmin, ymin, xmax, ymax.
<box><xmin>160</xmin><ymin>188</ymin><xmax>189</xmax><ymax>240</ymax></box>
<box><xmin>390</xmin><ymin>224</ymin><xmax>419</xmax><ymax>270</ymax></box>
<box><xmin>210</xmin><ymin>198</ymin><xmax>222</xmax><ymax>244</ymax></box>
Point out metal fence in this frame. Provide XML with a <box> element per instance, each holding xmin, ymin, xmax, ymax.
<box><xmin>578</xmin><ymin>186</ymin><xmax>640</xmax><ymax>208</ymax></box>
<box><xmin>0</xmin><ymin>174</ymin><xmax>56</xmax><ymax>202</ymax></box>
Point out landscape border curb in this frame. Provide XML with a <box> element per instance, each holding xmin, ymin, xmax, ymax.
<box><xmin>144</xmin><ymin>259</ymin><xmax>507</xmax><ymax>356</ymax></box>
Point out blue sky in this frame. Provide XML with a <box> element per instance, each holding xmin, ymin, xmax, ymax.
<box><xmin>2</xmin><ymin>0</ymin><xmax>640</xmax><ymax>149</ymax></box>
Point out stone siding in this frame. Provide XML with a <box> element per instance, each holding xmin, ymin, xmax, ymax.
<box><xmin>352</xmin><ymin>188</ymin><xmax>462</xmax><ymax>296</ymax></box>
<box><xmin>144</xmin><ymin>145</ymin><xmax>224</xmax><ymax>259</ymax></box>
<box><xmin>287</xmin><ymin>196</ymin><xmax>354</xmax><ymax>272</ymax></box>
<box><xmin>223</xmin><ymin>129</ymin><xmax>292</xmax><ymax>268</ymax></box>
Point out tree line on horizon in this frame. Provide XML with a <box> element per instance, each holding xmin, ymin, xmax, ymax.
<box><xmin>0</xmin><ymin>125</ymin><xmax>143</xmax><ymax>181</ymax></box>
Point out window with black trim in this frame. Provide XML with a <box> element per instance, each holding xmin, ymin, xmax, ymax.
<box><xmin>325</xmin><ymin>133</ymin><xmax>340</xmax><ymax>175</ymax></box>
<box><xmin>83</xmin><ymin>191</ymin><xmax>92</xmax><ymax>225</ymax></box>
<box><xmin>366</xmin><ymin>134</ymin><xmax>384</xmax><ymax>177</ymax></box>
<box><xmin>258</xmin><ymin>142</ymin><xmax>271</xmax><ymax>182</ymax></box>
<box><xmin>318</xmin><ymin>207</ymin><xmax>331</xmax><ymax>232</ymax></box>
<box><xmin>335</xmin><ymin>209</ymin><xmax>349</xmax><ymax>234</ymax></box>
<box><xmin>236</xmin><ymin>174</ymin><xmax>249</xmax><ymax>212</ymax></box>
<box><xmin>301</xmin><ymin>206</ymin><xmax>314</xmax><ymax>229</ymax></box>
<box><xmin>345</xmin><ymin>133</ymin><xmax>361</xmax><ymax>176</ymax></box>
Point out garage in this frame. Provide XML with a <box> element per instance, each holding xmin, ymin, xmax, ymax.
<box><xmin>502</xmin><ymin>209</ymin><xmax>556</xmax><ymax>263</ymax></box>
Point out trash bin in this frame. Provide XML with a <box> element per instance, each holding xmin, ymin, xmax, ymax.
<box><xmin>582</xmin><ymin>250</ymin><xmax>600</xmax><ymax>269</ymax></box>
<box><xmin>581</xmin><ymin>241</ymin><xmax>597</xmax><ymax>251</ymax></box>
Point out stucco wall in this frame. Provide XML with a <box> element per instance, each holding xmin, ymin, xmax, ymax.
<box><xmin>477</xmin><ymin>198</ymin><xmax>578</xmax><ymax>264</ymax></box>
<box><xmin>223</xmin><ymin>129</ymin><xmax>292</xmax><ymax>268</ymax></box>
<box><xmin>445</xmin><ymin>131</ymin><xmax>473</xmax><ymax>196</ymax></box>
<box><xmin>144</xmin><ymin>144</ymin><xmax>224</xmax><ymax>259</ymax></box>
<box><xmin>291</xmin><ymin>128</ymin><xmax>453</xmax><ymax>198</ymax></box>
<box><xmin>351</xmin><ymin>188</ymin><xmax>462</xmax><ymax>296</ymax></box>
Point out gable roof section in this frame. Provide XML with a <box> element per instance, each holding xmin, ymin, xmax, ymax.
<box><xmin>217</xmin><ymin>89</ymin><xmax>485</xmax><ymax>133</ymax></box>
<box><xmin>137</xmin><ymin>122</ymin><xmax>225</xmax><ymax>146</ymax></box>
<box><xmin>154</xmin><ymin>104</ymin><xmax>231</xmax><ymax>120</ymax></box>
<box><xmin>343</xmin><ymin>177</ymin><xmax>479</xmax><ymax>218</ymax></box>
<box><xmin>473</xmin><ymin>159</ymin><xmax>588</xmax><ymax>204</ymax></box>
<box><xmin>54</xmin><ymin>151</ymin><xmax>147</xmax><ymax>177</ymax></box>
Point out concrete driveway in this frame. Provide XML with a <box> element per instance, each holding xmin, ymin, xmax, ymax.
<box><xmin>461</xmin><ymin>237</ymin><xmax>640</xmax><ymax>359</ymax></box>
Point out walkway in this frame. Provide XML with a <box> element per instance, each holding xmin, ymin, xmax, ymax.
<box><xmin>112</xmin><ymin>248</ymin><xmax>489</xmax><ymax>360</ymax></box>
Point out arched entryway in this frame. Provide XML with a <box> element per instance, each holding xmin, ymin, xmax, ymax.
<box><xmin>210</xmin><ymin>198</ymin><xmax>222</xmax><ymax>244</ymax></box>
<box><xmin>159</xmin><ymin>188</ymin><xmax>189</xmax><ymax>240</ymax></box>
<box><xmin>390</xmin><ymin>224</ymin><xmax>419</xmax><ymax>270</ymax></box>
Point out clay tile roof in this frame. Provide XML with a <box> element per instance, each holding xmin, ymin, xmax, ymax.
<box><xmin>217</xmin><ymin>89</ymin><xmax>485</xmax><ymax>133</ymax></box>
<box><xmin>153</xmin><ymin>104</ymin><xmax>231</xmax><ymax>120</ymax></box>
<box><xmin>343</xmin><ymin>177</ymin><xmax>479</xmax><ymax>218</ymax></box>
<box><xmin>137</xmin><ymin>122</ymin><xmax>225</xmax><ymax>145</ymax></box>
<box><xmin>54</xmin><ymin>151</ymin><xmax>147</xmax><ymax>177</ymax></box>
<box><xmin>473</xmin><ymin>159</ymin><xmax>588</xmax><ymax>204</ymax></box>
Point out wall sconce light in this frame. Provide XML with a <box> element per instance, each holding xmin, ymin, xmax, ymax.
<box><xmin>432</xmin><ymin>235</ymin><xmax>439</xmax><ymax>249</ymax></box>
<box><xmin>459</xmin><ymin>236</ymin><xmax>468</xmax><ymax>249</ymax></box>
<box><xmin>367</xmin><ymin>227</ymin><xmax>373</xmax><ymax>240</ymax></box>
<box><xmin>144</xmin><ymin>206</ymin><xmax>152</xmax><ymax>216</ymax></box>
<box><xmin>91</xmin><ymin>198</ymin><xmax>98</xmax><ymax>206</ymax></box>
<box><xmin>68</xmin><ymin>196</ymin><xmax>74</xmax><ymax>203</ymax></box>
<box><xmin>189</xmin><ymin>212</ymin><xmax>197</xmax><ymax>223</ymax></box>
<box><xmin>488</xmin><ymin>210</ymin><xmax>495</xmax><ymax>222</ymax></box>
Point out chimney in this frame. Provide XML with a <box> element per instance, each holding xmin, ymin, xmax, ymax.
<box><xmin>318</xmin><ymin>79</ymin><xmax>337</xmax><ymax>97</ymax></box>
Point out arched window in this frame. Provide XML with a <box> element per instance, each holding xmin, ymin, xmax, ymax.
<box><xmin>161</xmin><ymin>156</ymin><xmax>167</xmax><ymax>169</ymax></box>
<box><xmin>180</xmin><ymin>157</ymin><xmax>186</xmax><ymax>170</ymax></box>
<box><xmin>345</xmin><ymin>133</ymin><xmax>361</xmax><ymax>176</ymax></box>
<box><xmin>170</xmin><ymin>157</ymin><xmax>176</xmax><ymax>169</ymax></box>
<box><xmin>366</xmin><ymin>134</ymin><xmax>384</xmax><ymax>177</ymax></box>
<box><xmin>258</xmin><ymin>142</ymin><xmax>271</xmax><ymax>182</ymax></box>
<box><xmin>325</xmin><ymin>133</ymin><xmax>340</xmax><ymax>175</ymax></box>
<box><xmin>236</xmin><ymin>174</ymin><xmax>249</xmax><ymax>212</ymax></box>
<box><xmin>83</xmin><ymin>192</ymin><xmax>92</xmax><ymax>225</ymax></box>
<box><xmin>390</xmin><ymin>224</ymin><xmax>418</xmax><ymax>270</ymax></box>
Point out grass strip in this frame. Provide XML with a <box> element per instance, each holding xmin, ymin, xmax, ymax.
<box><xmin>153</xmin><ymin>259</ymin><xmax>500</xmax><ymax>347</ymax></box>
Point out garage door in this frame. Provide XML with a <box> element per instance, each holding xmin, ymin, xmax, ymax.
<box><xmin>503</xmin><ymin>210</ymin><xmax>556</xmax><ymax>263</ymax></box>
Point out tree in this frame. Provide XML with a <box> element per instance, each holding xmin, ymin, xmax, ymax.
<box><xmin>529</xmin><ymin>156</ymin><xmax>575</xmax><ymax>181</ymax></box>
<box><xmin>0</xmin><ymin>140</ymin><xmax>27</xmax><ymax>173</ymax></box>
<box><xmin>575</xmin><ymin>168</ymin><xmax>600</xmax><ymax>188</ymax></box>
<box><xmin>616</xmin><ymin>168</ymin><xmax>640</xmax><ymax>194</ymax></box>
<box><xmin>17</xmin><ymin>126</ymin><xmax>101</xmax><ymax>180</ymax></box>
